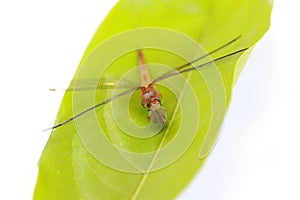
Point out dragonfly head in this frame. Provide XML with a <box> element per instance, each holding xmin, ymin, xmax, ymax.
<box><xmin>148</xmin><ymin>97</ymin><xmax>166</xmax><ymax>124</ymax></box>
<box><xmin>150</xmin><ymin>102</ymin><xmax>161</xmax><ymax>111</ymax></box>
<box><xmin>149</xmin><ymin>97</ymin><xmax>161</xmax><ymax>111</ymax></box>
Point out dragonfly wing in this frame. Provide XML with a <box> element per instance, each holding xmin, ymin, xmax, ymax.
<box><xmin>44</xmin><ymin>86</ymin><xmax>139</xmax><ymax>130</ymax></box>
<box><xmin>153</xmin><ymin>48</ymin><xmax>248</xmax><ymax>84</ymax></box>
<box><xmin>160</xmin><ymin>36</ymin><xmax>242</xmax><ymax>76</ymax></box>
<box><xmin>50</xmin><ymin>79</ymin><xmax>139</xmax><ymax>92</ymax></box>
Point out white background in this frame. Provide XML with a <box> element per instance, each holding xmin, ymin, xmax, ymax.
<box><xmin>0</xmin><ymin>0</ymin><xmax>299</xmax><ymax>199</ymax></box>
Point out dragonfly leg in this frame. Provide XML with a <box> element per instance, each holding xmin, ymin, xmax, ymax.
<box><xmin>161</xmin><ymin>107</ymin><xmax>166</xmax><ymax>111</ymax></box>
<box><xmin>147</xmin><ymin>111</ymin><xmax>151</xmax><ymax>119</ymax></box>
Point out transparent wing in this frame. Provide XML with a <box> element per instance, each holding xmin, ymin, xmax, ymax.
<box><xmin>153</xmin><ymin>48</ymin><xmax>248</xmax><ymax>84</ymax></box>
<box><xmin>158</xmin><ymin>36</ymin><xmax>242</xmax><ymax>78</ymax></box>
<box><xmin>50</xmin><ymin>79</ymin><xmax>139</xmax><ymax>92</ymax></box>
<box><xmin>44</xmin><ymin>86</ymin><xmax>139</xmax><ymax>130</ymax></box>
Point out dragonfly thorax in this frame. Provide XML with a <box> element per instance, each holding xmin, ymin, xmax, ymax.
<box><xmin>141</xmin><ymin>90</ymin><xmax>161</xmax><ymax>110</ymax></box>
<box><xmin>140</xmin><ymin>84</ymin><xmax>162</xmax><ymax>108</ymax></box>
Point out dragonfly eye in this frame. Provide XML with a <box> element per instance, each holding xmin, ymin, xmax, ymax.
<box><xmin>155</xmin><ymin>97</ymin><xmax>162</xmax><ymax>105</ymax></box>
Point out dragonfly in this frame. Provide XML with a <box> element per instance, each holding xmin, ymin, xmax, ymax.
<box><xmin>45</xmin><ymin>36</ymin><xmax>248</xmax><ymax>131</ymax></box>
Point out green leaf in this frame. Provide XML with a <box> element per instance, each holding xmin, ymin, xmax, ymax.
<box><xmin>34</xmin><ymin>0</ymin><xmax>273</xmax><ymax>199</ymax></box>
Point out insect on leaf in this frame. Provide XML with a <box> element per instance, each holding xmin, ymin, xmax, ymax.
<box><xmin>34</xmin><ymin>0</ymin><xmax>273</xmax><ymax>199</ymax></box>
